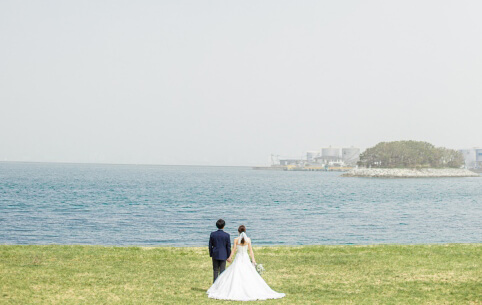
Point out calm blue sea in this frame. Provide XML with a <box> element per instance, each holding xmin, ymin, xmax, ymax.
<box><xmin>0</xmin><ymin>162</ymin><xmax>481</xmax><ymax>246</ymax></box>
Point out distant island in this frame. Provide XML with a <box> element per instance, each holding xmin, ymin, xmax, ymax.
<box><xmin>343</xmin><ymin>141</ymin><xmax>479</xmax><ymax>178</ymax></box>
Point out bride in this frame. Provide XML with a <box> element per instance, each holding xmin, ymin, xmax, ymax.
<box><xmin>207</xmin><ymin>225</ymin><xmax>285</xmax><ymax>301</ymax></box>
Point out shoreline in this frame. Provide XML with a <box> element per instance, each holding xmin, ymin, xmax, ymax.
<box><xmin>342</xmin><ymin>168</ymin><xmax>480</xmax><ymax>178</ymax></box>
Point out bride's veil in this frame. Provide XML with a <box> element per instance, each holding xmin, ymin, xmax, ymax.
<box><xmin>238</xmin><ymin>232</ymin><xmax>247</xmax><ymax>245</ymax></box>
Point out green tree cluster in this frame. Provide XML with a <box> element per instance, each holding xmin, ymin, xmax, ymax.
<box><xmin>358</xmin><ymin>141</ymin><xmax>464</xmax><ymax>168</ymax></box>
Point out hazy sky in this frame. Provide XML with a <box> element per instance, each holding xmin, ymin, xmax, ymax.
<box><xmin>1</xmin><ymin>1</ymin><xmax>481</xmax><ymax>166</ymax></box>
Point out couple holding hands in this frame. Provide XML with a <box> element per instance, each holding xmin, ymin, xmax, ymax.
<box><xmin>207</xmin><ymin>219</ymin><xmax>285</xmax><ymax>301</ymax></box>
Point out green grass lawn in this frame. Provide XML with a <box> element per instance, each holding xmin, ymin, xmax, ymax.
<box><xmin>0</xmin><ymin>244</ymin><xmax>480</xmax><ymax>304</ymax></box>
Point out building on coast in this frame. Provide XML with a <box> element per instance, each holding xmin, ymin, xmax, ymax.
<box><xmin>254</xmin><ymin>146</ymin><xmax>361</xmax><ymax>171</ymax></box>
<box><xmin>306</xmin><ymin>151</ymin><xmax>321</xmax><ymax>162</ymax></box>
<box><xmin>342</xmin><ymin>147</ymin><xmax>361</xmax><ymax>166</ymax></box>
<box><xmin>279</xmin><ymin>159</ymin><xmax>305</xmax><ymax>166</ymax></box>
<box><xmin>459</xmin><ymin>147</ymin><xmax>482</xmax><ymax>170</ymax></box>
<box><xmin>313</xmin><ymin>146</ymin><xmax>360</xmax><ymax>167</ymax></box>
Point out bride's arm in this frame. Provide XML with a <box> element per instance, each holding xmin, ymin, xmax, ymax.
<box><xmin>248</xmin><ymin>239</ymin><xmax>256</xmax><ymax>265</ymax></box>
<box><xmin>227</xmin><ymin>238</ymin><xmax>237</xmax><ymax>262</ymax></box>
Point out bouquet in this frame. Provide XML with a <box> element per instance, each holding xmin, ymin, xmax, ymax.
<box><xmin>255</xmin><ymin>263</ymin><xmax>265</xmax><ymax>275</ymax></box>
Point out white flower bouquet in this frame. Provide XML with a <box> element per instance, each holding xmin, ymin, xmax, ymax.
<box><xmin>255</xmin><ymin>263</ymin><xmax>265</xmax><ymax>275</ymax></box>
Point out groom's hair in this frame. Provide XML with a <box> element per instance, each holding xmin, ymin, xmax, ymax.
<box><xmin>216</xmin><ymin>219</ymin><xmax>225</xmax><ymax>229</ymax></box>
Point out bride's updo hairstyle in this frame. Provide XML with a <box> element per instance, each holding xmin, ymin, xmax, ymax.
<box><xmin>238</xmin><ymin>225</ymin><xmax>246</xmax><ymax>244</ymax></box>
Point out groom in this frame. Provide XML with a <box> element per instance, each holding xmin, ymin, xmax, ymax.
<box><xmin>209</xmin><ymin>219</ymin><xmax>231</xmax><ymax>283</ymax></box>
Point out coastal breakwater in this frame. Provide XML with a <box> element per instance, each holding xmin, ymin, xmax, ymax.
<box><xmin>342</xmin><ymin>168</ymin><xmax>480</xmax><ymax>178</ymax></box>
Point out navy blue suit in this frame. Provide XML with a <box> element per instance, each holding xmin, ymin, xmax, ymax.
<box><xmin>209</xmin><ymin>229</ymin><xmax>231</xmax><ymax>282</ymax></box>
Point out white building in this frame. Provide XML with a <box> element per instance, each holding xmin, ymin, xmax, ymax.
<box><xmin>279</xmin><ymin>159</ymin><xmax>304</xmax><ymax>166</ymax></box>
<box><xmin>342</xmin><ymin>147</ymin><xmax>360</xmax><ymax>165</ymax></box>
<box><xmin>318</xmin><ymin>147</ymin><xmax>341</xmax><ymax>163</ymax></box>
<box><xmin>459</xmin><ymin>148</ymin><xmax>482</xmax><ymax>169</ymax></box>
<box><xmin>306</xmin><ymin>151</ymin><xmax>321</xmax><ymax>162</ymax></box>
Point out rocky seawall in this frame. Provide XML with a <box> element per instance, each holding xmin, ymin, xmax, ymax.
<box><xmin>341</xmin><ymin>168</ymin><xmax>480</xmax><ymax>178</ymax></box>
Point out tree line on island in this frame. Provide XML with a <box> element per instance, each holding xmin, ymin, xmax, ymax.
<box><xmin>357</xmin><ymin>141</ymin><xmax>464</xmax><ymax>168</ymax></box>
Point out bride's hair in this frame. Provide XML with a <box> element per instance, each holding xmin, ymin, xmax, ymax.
<box><xmin>238</xmin><ymin>225</ymin><xmax>246</xmax><ymax>244</ymax></box>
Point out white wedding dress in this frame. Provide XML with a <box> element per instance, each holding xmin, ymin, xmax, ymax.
<box><xmin>207</xmin><ymin>235</ymin><xmax>285</xmax><ymax>301</ymax></box>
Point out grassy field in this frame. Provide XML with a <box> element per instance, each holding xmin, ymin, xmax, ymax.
<box><xmin>0</xmin><ymin>244</ymin><xmax>480</xmax><ymax>304</ymax></box>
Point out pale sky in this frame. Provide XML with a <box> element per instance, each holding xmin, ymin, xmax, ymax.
<box><xmin>1</xmin><ymin>1</ymin><xmax>481</xmax><ymax>166</ymax></box>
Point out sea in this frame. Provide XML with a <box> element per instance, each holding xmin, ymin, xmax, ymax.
<box><xmin>0</xmin><ymin>162</ymin><xmax>481</xmax><ymax>246</ymax></box>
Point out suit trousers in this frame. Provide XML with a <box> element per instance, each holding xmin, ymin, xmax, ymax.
<box><xmin>212</xmin><ymin>258</ymin><xmax>227</xmax><ymax>283</ymax></box>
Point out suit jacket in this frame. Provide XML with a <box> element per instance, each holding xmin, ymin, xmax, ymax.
<box><xmin>209</xmin><ymin>229</ymin><xmax>231</xmax><ymax>260</ymax></box>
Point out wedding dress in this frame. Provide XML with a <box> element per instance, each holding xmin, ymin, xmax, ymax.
<box><xmin>207</xmin><ymin>234</ymin><xmax>285</xmax><ymax>301</ymax></box>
